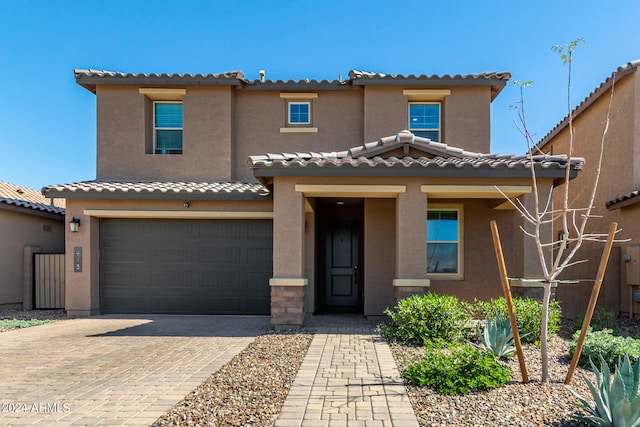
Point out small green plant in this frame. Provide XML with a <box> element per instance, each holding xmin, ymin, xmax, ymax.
<box><xmin>403</xmin><ymin>342</ymin><xmax>511</xmax><ymax>395</ymax></box>
<box><xmin>574</xmin><ymin>306</ymin><xmax>619</xmax><ymax>334</ymax></box>
<box><xmin>570</xmin><ymin>329</ymin><xmax>640</xmax><ymax>370</ymax></box>
<box><xmin>0</xmin><ymin>318</ymin><xmax>51</xmax><ymax>330</ymax></box>
<box><xmin>476</xmin><ymin>315</ymin><xmax>524</xmax><ymax>358</ymax></box>
<box><xmin>467</xmin><ymin>297</ymin><xmax>561</xmax><ymax>345</ymax></box>
<box><xmin>379</xmin><ymin>293</ymin><xmax>471</xmax><ymax>345</ymax></box>
<box><xmin>567</xmin><ymin>354</ymin><xmax>640</xmax><ymax>426</ymax></box>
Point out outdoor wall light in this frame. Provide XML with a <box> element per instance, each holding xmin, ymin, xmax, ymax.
<box><xmin>184</xmin><ymin>202</ymin><xmax>190</xmax><ymax>208</ymax></box>
<box><xmin>69</xmin><ymin>217</ymin><xmax>81</xmax><ymax>232</ymax></box>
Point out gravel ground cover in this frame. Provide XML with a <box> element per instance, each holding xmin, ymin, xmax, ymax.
<box><xmin>389</xmin><ymin>317</ymin><xmax>640</xmax><ymax>427</ymax></box>
<box><xmin>153</xmin><ymin>330</ymin><xmax>313</xmax><ymax>427</ymax></box>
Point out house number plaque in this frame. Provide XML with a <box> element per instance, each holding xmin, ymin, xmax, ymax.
<box><xmin>73</xmin><ymin>247</ymin><xmax>82</xmax><ymax>272</ymax></box>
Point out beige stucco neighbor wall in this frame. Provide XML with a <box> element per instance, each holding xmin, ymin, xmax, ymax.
<box><xmin>0</xmin><ymin>209</ymin><xmax>64</xmax><ymax>308</ymax></box>
<box><xmin>96</xmin><ymin>85</ymin><xmax>233</xmax><ymax>181</ymax></box>
<box><xmin>541</xmin><ymin>70</ymin><xmax>638</xmax><ymax>317</ymax></box>
<box><xmin>63</xmin><ymin>197</ymin><xmax>274</xmax><ymax>317</ymax></box>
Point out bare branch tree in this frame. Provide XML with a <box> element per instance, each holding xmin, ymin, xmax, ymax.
<box><xmin>506</xmin><ymin>38</ymin><xmax>622</xmax><ymax>382</ymax></box>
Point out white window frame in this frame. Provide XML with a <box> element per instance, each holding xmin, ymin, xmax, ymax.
<box><xmin>426</xmin><ymin>204</ymin><xmax>464</xmax><ymax>280</ymax></box>
<box><xmin>409</xmin><ymin>102</ymin><xmax>441</xmax><ymax>141</ymax></box>
<box><xmin>287</xmin><ymin>101</ymin><xmax>311</xmax><ymax>125</ymax></box>
<box><xmin>153</xmin><ymin>101</ymin><xmax>183</xmax><ymax>155</ymax></box>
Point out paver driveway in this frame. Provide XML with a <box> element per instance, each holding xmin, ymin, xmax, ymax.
<box><xmin>0</xmin><ymin>315</ymin><xmax>271</xmax><ymax>426</ymax></box>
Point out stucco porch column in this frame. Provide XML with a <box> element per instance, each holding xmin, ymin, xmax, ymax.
<box><xmin>65</xmin><ymin>204</ymin><xmax>100</xmax><ymax>317</ymax></box>
<box><xmin>394</xmin><ymin>183</ymin><xmax>430</xmax><ymax>301</ymax></box>
<box><xmin>270</xmin><ymin>177</ymin><xmax>307</xmax><ymax>328</ymax></box>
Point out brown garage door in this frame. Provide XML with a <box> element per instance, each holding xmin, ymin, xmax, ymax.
<box><xmin>100</xmin><ymin>219</ymin><xmax>272</xmax><ymax>314</ymax></box>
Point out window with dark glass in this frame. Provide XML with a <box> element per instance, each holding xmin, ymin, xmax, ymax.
<box><xmin>409</xmin><ymin>103</ymin><xmax>440</xmax><ymax>141</ymax></box>
<box><xmin>154</xmin><ymin>102</ymin><xmax>183</xmax><ymax>154</ymax></box>
<box><xmin>427</xmin><ymin>210</ymin><xmax>459</xmax><ymax>274</ymax></box>
<box><xmin>288</xmin><ymin>102</ymin><xmax>310</xmax><ymax>124</ymax></box>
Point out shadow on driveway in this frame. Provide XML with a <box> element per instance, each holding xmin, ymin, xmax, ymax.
<box><xmin>88</xmin><ymin>314</ymin><xmax>272</xmax><ymax>337</ymax></box>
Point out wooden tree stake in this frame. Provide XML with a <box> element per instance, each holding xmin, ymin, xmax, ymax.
<box><xmin>565</xmin><ymin>221</ymin><xmax>618</xmax><ymax>385</ymax></box>
<box><xmin>491</xmin><ymin>220</ymin><xmax>529</xmax><ymax>383</ymax></box>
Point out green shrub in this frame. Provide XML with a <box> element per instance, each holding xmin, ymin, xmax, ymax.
<box><xmin>0</xmin><ymin>318</ymin><xmax>51</xmax><ymax>330</ymax></box>
<box><xmin>379</xmin><ymin>293</ymin><xmax>471</xmax><ymax>345</ymax></box>
<box><xmin>466</xmin><ymin>297</ymin><xmax>561</xmax><ymax>344</ymax></box>
<box><xmin>569</xmin><ymin>328</ymin><xmax>640</xmax><ymax>370</ymax></box>
<box><xmin>567</xmin><ymin>354</ymin><xmax>640</xmax><ymax>426</ymax></box>
<box><xmin>573</xmin><ymin>306</ymin><xmax>619</xmax><ymax>334</ymax></box>
<box><xmin>403</xmin><ymin>342</ymin><xmax>511</xmax><ymax>395</ymax></box>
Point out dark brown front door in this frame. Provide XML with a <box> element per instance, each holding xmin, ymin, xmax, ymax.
<box><xmin>325</xmin><ymin>219</ymin><xmax>359</xmax><ymax>308</ymax></box>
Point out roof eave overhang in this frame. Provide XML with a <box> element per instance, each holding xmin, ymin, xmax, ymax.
<box><xmin>0</xmin><ymin>202</ymin><xmax>65</xmax><ymax>220</ymax></box>
<box><xmin>42</xmin><ymin>190</ymin><xmax>271</xmax><ymax>201</ymax></box>
<box><xmin>607</xmin><ymin>196</ymin><xmax>640</xmax><ymax>211</ymax></box>
<box><xmin>75</xmin><ymin>75</ymin><xmax>244</xmax><ymax>94</ymax></box>
<box><xmin>240</xmin><ymin>81</ymin><xmax>355</xmax><ymax>91</ymax></box>
<box><xmin>350</xmin><ymin>76</ymin><xmax>509</xmax><ymax>101</ymax></box>
<box><xmin>252</xmin><ymin>165</ymin><xmax>577</xmax><ymax>180</ymax></box>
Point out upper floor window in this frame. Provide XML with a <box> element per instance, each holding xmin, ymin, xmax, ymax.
<box><xmin>154</xmin><ymin>102</ymin><xmax>183</xmax><ymax>155</ymax></box>
<box><xmin>288</xmin><ymin>102</ymin><xmax>310</xmax><ymax>125</ymax></box>
<box><xmin>409</xmin><ymin>102</ymin><xmax>440</xmax><ymax>141</ymax></box>
<box><xmin>279</xmin><ymin>92</ymin><xmax>318</xmax><ymax>133</ymax></box>
<box><xmin>427</xmin><ymin>209</ymin><xmax>461</xmax><ymax>276</ymax></box>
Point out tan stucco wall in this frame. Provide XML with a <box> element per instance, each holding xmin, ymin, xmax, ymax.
<box><xmin>363</xmin><ymin>86</ymin><xmax>492</xmax><ymax>152</ymax></box>
<box><xmin>428</xmin><ymin>198</ymin><xmax>517</xmax><ymax>303</ymax></box>
<box><xmin>95</xmin><ymin>83</ymin><xmax>496</xmax><ymax>183</ymax></box>
<box><xmin>542</xmin><ymin>70</ymin><xmax>638</xmax><ymax>316</ymax></box>
<box><xmin>364</xmin><ymin>199</ymin><xmax>396</xmax><ymax>316</ymax></box>
<box><xmin>63</xmin><ymin>197</ymin><xmax>273</xmax><ymax>316</ymax></box>
<box><xmin>0</xmin><ymin>209</ymin><xmax>64</xmax><ymax>307</ymax></box>
<box><xmin>233</xmin><ymin>90</ymin><xmax>364</xmax><ymax>182</ymax></box>
<box><xmin>96</xmin><ymin>85</ymin><xmax>233</xmax><ymax>181</ymax></box>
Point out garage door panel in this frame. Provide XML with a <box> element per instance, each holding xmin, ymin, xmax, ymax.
<box><xmin>198</xmin><ymin>247</ymin><xmax>242</xmax><ymax>263</ymax></box>
<box><xmin>247</xmin><ymin>248</ymin><xmax>273</xmax><ymax>263</ymax></box>
<box><xmin>151</xmin><ymin>247</ymin><xmax>194</xmax><ymax>263</ymax></box>
<box><xmin>100</xmin><ymin>219</ymin><xmax>272</xmax><ymax>315</ymax></box>
<box><xmin>199</xmin><ymin>221</ymin><xmax>243</xmax><ymax>238</ymax></box>
<box><xmin>150</xmin><ymin>222</ymin><xmax>195</xmax><ymax>238</ymax></box>
<box><xmin>102</xmin><ymin>221</ymin><xmax>147</xmax><ymax>239</ymax></box>
<box><xmin>102</xmin><ymin>246</ymin><xmax>147</xmax><ymax>264</ymax></box>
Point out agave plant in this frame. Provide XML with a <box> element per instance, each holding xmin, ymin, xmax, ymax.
<box><xmin>477</xmin><ymin>315</ymin><xmax>519</xmax><ymax>358</ymax></box>
<box><xmin>567</xmin><ymin>354</ymin><xmax>640</xmax><ymax>426</ymax></box>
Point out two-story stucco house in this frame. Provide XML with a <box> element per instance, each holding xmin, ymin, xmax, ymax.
<box><xmin>536</xmin><ymin>60</ymin><xmax>640</xmax><ymax>318</ymax></box>
<box><xmin>43</xmin><ymin>68</ymin><xmax>582</xmax><ymax>327</ymax></box>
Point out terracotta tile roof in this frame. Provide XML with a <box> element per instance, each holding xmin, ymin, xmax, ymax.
<box><xmin>249</xmin><ymin>131</ymin><xmax>585</xmax><ymax>176</ymax></box>
<box><xmin>42</xmin><ymin>180</ymin><xmax>270</xmax><ymax>200</ymax></box>
<box><xmin>75</xmin><ymin>68</ymin><xmax>510</xmax><ymax>97</ymax></box>
<box><xmin>606</xmin><ymin>189</ymin><xmax>640</xmax><ymax>210</ymax></box>
<box><xmin>0</xmin><ymin>182</ymin><xmax>65</xmax><ymax>215</ymax></box>
<box><xmin>537</xmin><ymin>60</ymin><xmax>640</xmax><ymax>148</ymax></box>
<box><xmin>74</xmin><ymin>69</ymin><xmax>245</xmax><ymax>93</ymax></box>
<box><xmin>348</xmin><ymin>70</ymin><xmax>511</xmax><ymax>83</ymax></box>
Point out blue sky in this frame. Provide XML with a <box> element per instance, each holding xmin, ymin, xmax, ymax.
<box><xmin>1</xmin><ymin>0</ymin><xmax>638</xmax><ymax>190</ymax></box>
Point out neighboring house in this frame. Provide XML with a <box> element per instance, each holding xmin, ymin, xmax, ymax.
<box><xmin>0</xmin><ymin>182</ymin><xmax>65</xmax><ymax>309</ymax></box>
<box><xmin>42</xmin><ymin>68</ymin><xmax>582</xmax><ymax>327</ymax></box>
<box><xmin>536</xmin><ymin>60</ymin><xmax>640</xmax><ymax>318</ymax></box>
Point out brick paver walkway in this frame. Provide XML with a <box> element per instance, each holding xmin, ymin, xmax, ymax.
<box><xmin>276</xmin><ymin>314</ymin><xmax>419</xmax><ymax>427</ymax></box>
<box><xmin>0</xmin><ymin>315</ymin><xmax>270</xmax><ymax>426</ymax></box>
